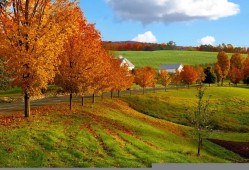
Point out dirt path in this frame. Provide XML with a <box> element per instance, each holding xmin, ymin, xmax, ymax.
<box><xmin>209</xmin><ymin>139</ymin><xmax>249</xmax><ymax>159</ymax></box>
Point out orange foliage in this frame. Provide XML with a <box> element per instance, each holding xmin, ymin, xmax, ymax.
<box><xmin>242</xmin><ymin>55</ymin><xmax>249</xmax><ymax>80</ymax></box>
<box><xmin>216</xmin><ymin>51</ymin><xmax>230</xmax><ymax>85</ymax></box>
<box><xmin>159</xmin><ymin>70</ymin><xmax>171</xmax><ymax>88</ymax></box>
<box><xmin>230</xmin><ymin>53</ymin><xmax>244</xmax><ymax>69</ymax></box>
<box><xmin>180</xmin><ymin>65</ymin><xmax>198</xmax><ymax>86</ymax></box>
<box><xmin>214</xmin><ymin>63</ymin><xmax>222</xmax><ymax>83</ymax></box>
<box><xmin>196</xmin><ymin>66</ymin><xmax>206</xmax><ymax>84</ymax></box>
<box><xmin>0</xmin><ymin>0</ymin><xmax>79</xmax><ymax>116</ymax></box>
<box><xmin>229</xmin><ymin>67</ymin><xmax>244</xmax><ymax>85</ymax></box>
<box><xmin>135</xmin><ymin>66</ymin><xmax>156</xmax><ymax>93</ymax></box>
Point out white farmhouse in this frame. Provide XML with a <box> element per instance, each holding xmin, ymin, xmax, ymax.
<box><xmin>118</xmin><ymin>55</ymin><xmax>135</xmax><ymax>71</ymax></box>
<box><xmin>159</xmin><ymin>64</ymin><xmax>183</xmax><ymax>74</ymax></box>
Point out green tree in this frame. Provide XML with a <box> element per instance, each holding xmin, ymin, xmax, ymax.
<box><xmin>203</xmin><ymin>66</ymin><xmax>216</xmax><ymax>86</ymax></box>
<box><xmin>166</xmin><ymin>41</ymin><xmax>176</xmax><ymax>50</ymax></box>
<box><xmin>185</xmin><ymin>85</ymin><xmax>215</xmax><ymax>157</ymax></box>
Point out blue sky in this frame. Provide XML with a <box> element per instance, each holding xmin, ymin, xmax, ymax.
<box><xmin>79</xmin><ymin>0</ymin><xmax>249</xmax><ymax>47</ymax></box>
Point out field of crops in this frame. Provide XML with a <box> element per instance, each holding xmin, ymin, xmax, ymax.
<box><xmin>114</xmin><ymin>50</ymin><xmax>247</xmax><ymax>69</ymax></box>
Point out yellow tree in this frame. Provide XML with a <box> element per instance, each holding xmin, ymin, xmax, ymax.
<box><xmin>159</xmin><ymin>70</ymin><xmax>171</xmax><ymax>91</ymax></box>
<box><xmin>0</xmin><ymin>0</ymin><xmax>78</xmax><ymax>117</ymax></box>
<box><xmin>135</xmin><ymin>66</ymin><xmax>156</xmax><ymax>94</ymax></box>
<box><xmin>216</xmin><ymin>51</ymin><xmax>230</xmax><ymax>86</ymax></box>
<box><xmin>55</xmin><ymin>9</ymin><xmax>87</xmax><ymax>110</ymax></box>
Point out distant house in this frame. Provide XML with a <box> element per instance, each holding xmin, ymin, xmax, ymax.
<box><xmin>159</xmin><ymin>64</ymin><xmax>183</xmax><ymax>74</ymax></box>
<box><xmin>118</xmin><ymin>55</ymin><xmax>135</xmax><ymax>71</ymax></box>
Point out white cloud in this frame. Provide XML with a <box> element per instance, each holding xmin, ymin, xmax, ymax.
<box><xmin>106</xmin><ymin>0</ymin><xmax>240</xmax><ymax>24</ymax></box>
<box><xmin>132</xmin><ymin>31</ymin><xmax>158</xmax><ymax>43</ymax></box>
<box><xmin>200</xmin><ymin>36</ymin><xmax>216</xmax><ymax>45</ymax></box>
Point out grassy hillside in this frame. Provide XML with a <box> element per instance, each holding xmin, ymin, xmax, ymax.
<box><xmin>114</xmin><ymin>50</ymin><xmax>247</xmax><ymax>69</ymax></box>
<box><xmin>0</xmin><ymin>87</ymin><xmax>249</xmax><ymax>167</ymax></box>
<box><xmin>123</xmin><ymin>86</ymin><xmax>249</xmax><ymax>132</ymax></box>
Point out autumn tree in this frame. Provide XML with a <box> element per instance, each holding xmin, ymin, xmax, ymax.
<box><xmin>135</xmin><ymin>66</ymin><xmax>156</xmax><ymax>94</ymax></box>
<box><xmin>230</xmin><ymin>53</ymin><xmax>243</xmax><ymax>69</ymax></box>
<box><xmin>159</xmin><ymin>70</ymin><xmax>171</xmax><ymax>91</ymax></box>
<box><xmin>55</xmin><ymin>9</ymin><xmax>87</xmax><ymax>110</ymax></box>
<box><xmin>109</xmin><ymin>58</ymin><xmax>134</xmax><ymax>98</ymax></box>
<box><xmin>171</xmin><ymin>69</ymin><xmax>181</xmax><ymax>88</ymax></box>
<box><xmin>242</xmin><ymin>54</ymin><xmax>249</xmax><ymax>85</ymax></box>
<box><xmin>215</xmin><ymin>51</ymin><xmax>230</xmax><ymax>86</ymax></box>
<box><xmin>214</xmin><ymin>63</ymin><xmax>222</xmax><ymax>84</ymax></box>
<box><xmin>229</xmin><ymin>67</ymin><xmax>244</xmax><ymax>86</ymax></box>
<box><xmin>180</xmin><ymin>65</ymin><xmax>198</xmax><ymax>88</ymax></box>
<box><xmin>0</xmin><ymin>56</ymin><xmax>10</xmax><ymax>90</ymax></box>
<box><xmin>0</xmin><ymin>0</ymin><xmax>78</xmax><ymax>117</ymax></box>
<box><xmin>196</xmin><ymin>66</ymin><xmax>206</xmax><ymax>84</ymax></box>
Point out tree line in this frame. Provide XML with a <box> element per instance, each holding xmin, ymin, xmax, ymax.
<box><xmin>103</xmin><ymin>41</ymin><xmax>249</xmax><ymax>53</ymax></box>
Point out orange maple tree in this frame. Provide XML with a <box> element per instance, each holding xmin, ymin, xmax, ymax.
<box><xmin>229</xmin><ymin>67</ymin><xmax>244</xmax><ymax>86</ymax></box>
<box><xmin>180</xmin><ymin>65</ymin><xmax>198</xmax><ymax>87</ymax></box>
<box><xmin>230</xmin><ymin>53</ymin><xmax>244</xmax><ymax>69</ymax></box>
<box><xmin>135</xmin><ymin>66</ymin><xmax>156</xmax><ymax>94</ymax></box>
<box><xmin>109</xmin><ymin>58</ymin><xmax>134</xmax><ymax>98</ymax></box>
<box><xmin>242</xmin><ymin>54</ymin><xmax>249</xmax><ymax>85</ymax></box>
<box><xmin>214</xmin><ymin>63</ymin><xmax>222</xmax><ymax>84</ymax></box>
<box><xmin>216</xmin><ymin>51</ymin><xmax>230</xmax><ymax>86</ymax></box>
<box><xmin>196</xmin><ymin>66</ymin><xmax>206</xmax><ymax>84</ymax></box>
<box><xmin>171</xmin><ymin>69</ymin><xmax>181</xmax><ymax>88</ymax></box>
<box><xmin>0</xmin><ymin>0</ymin><xmax>78</xmax><ymax>117</ymax></box>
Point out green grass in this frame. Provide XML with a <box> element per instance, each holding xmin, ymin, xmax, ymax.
<box><xmin>0</xmin><ymin>87</ymin><xmax>22</xmax><ymax>97</ymax></box>
<box><xmin>0</xmin><ymin>87</ymin><xmax>248</xmax><ymax>167</ymax></box>
<box><xmin>122</xmin><ymin>86</ymin><xmax>249</xmax><ymax>132</ymax></box>
<box><xmin>114</xmin><ymin>50</ymin><xmax>248</xmax><ymax>69</ymax></box>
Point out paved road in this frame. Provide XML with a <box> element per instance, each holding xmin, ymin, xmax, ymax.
<box><xmin>0</xmin><ymin>86</ymin><xmax>196</xmax><ymax>114</ymax></box>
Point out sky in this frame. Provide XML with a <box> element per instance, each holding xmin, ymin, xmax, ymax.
<box><xmin>79</xmin><ymin>0</ymin><xmax>249</xmax><ymax>47</ymax></box>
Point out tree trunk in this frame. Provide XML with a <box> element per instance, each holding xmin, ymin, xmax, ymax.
<box><xmin>143</xmin><ymin>87</ymin><xmax>145</xmax><ymax>95</ymax></box>
<box><xmin>153</xmin><ymin>87</ymin><xmax>156</xmax><ymax>93</ymax></box>
<box><xmin>111</xmin><ymin>91</ymin><xmax>113</xmax><ymax>99</ymax></box>
<box><xmin>24</xmin><ymin>92</ymin><xmax>30</xmax><ymax>117</ymax></box>
<box><xmin>92</xmin><ymin>93</ymin><xmax>95</xmax><ymax>104</ymax></box>
<box><xmin>118</xmin><ymin>90</ymin><xmax>120</xmax><ymax>97</ymax></box>
<box><xmin>165</xmin><ymin>86</ymin><xmax>167</xmax><ymax>91</ymax></box>
<box><xmin>101</xmin><ymin>93</ymin><xmax>103</xmax><ymax>100</ymax></box>
<box><xmin>70</xmin><ymin>93</ymin><xmax>72</xmax><ymax>111</ymax></box>
<box><xmin>81</xmin><ymin>95</ymin><xmax>84</xmax><ymax>106</ymax></box>
<box><xmin>130</xmin><ymin>89</ymin><xmax>132</xmax><ymax>96</ymax></box>
<box><xmin>188</xmin><ymin>84</ymin><xmax>190</xmax><ymax>88</ymax></box>
<box><xmin>197</xmin><ymin>133</ymin><xmax>202</xmax><ymax>157</ymax></box>
<box><xmin>221</xmin><ymin>78</ymin><xmax>224</xmax><ymax>86</ymax></box>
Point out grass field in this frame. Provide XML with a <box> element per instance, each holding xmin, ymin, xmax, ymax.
<box><xmin>0</xmin><ymin>86</ymin><xmax>248</xmax><ymax>167</ymax></box>
<box><xmin>114</xmin><ymin>50</ymin><xmax>248</xmax><ymax>69</ymax></box>
<box><xmin>123</xmin><ymin>86</ymin><xmax>249</xmax><ymax>132</ymax></box>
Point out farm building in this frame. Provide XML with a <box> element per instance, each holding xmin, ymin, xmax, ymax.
<box><xmin>159</xmin><ymin>64</ymin><xmax>183</xmax><ymax>73</ymax></box>
<box><xmin>118</xmin><ymin>55</ymin><xmax>135</xmax><ymax>71</ymax></box>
